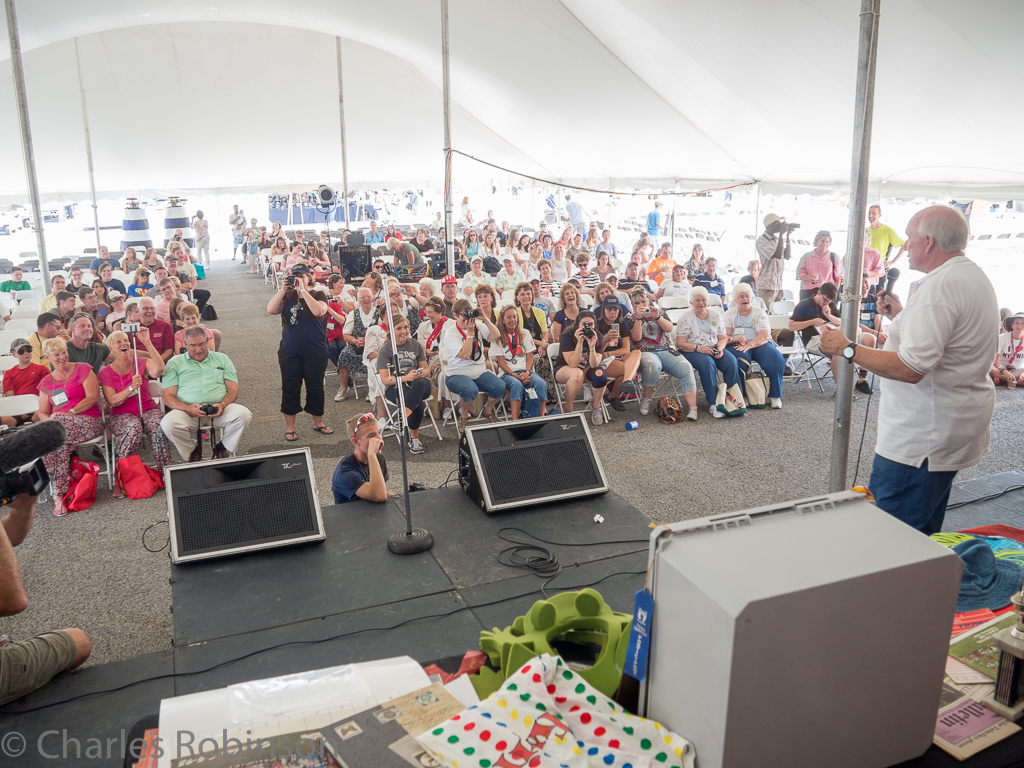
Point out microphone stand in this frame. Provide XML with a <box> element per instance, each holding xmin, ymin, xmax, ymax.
<box><xmin>382</xmin><ymin>276</ymin><xmax>434</xmax><ymax>555</ymax></box>
<box><xmin>132</xmin><ymin>331</ymin><xmax>143</xmax><ymax>415</ymax></box>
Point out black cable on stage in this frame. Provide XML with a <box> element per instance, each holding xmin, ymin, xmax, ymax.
<box><xmin>0</xmin><ymin>568</ymin><xmax>646</xmax><ymax>714</ymax></box>
<box><xmin>446</xmin><ymin>147</ymin><xmax>756</xmax><ymax>198</ymax></box>
<box><xmin>946</xmin><ymin>483</ymin><xmax>1024</xmax><ymax>510</ymax></box>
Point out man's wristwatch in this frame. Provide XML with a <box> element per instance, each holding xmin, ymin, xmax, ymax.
<box><xmin>842</xmin><ymin>343</ymin><xmax>857</xmax><ymax>360</ymax></box>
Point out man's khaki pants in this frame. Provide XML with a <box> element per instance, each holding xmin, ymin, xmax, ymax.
<box><xmin>160</xmin><ymin>404</ymin><xmax>252</xmax><ymax>460</ymax></box>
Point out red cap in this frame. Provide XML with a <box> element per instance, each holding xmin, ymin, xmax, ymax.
<box><xmin>442</xmin><ymin>275</ymin><xmax>458</xmax><ymax>284</ymax></box>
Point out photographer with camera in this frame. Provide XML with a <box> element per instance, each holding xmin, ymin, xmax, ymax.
<box><xmin>160</xmin><ymin>326</ymin><xmax>252</xmax><ymax>462</ymax></box>
<box><xmin>267</xmin><ymin>264</ymin><xmax>333</xmax><ymax>441</ymax></box>
<box><xmin>756</xmin><ymin>213</ymin><xmax>795</xmax><ymax>306</ymax></box>
<box><xmin>442</xmin><ymin>299</ymin><xmax>507</xmax><ymax>432</ymax></box>
<box><xmin>554</xmin><ymin>310</ymin><xmax>610</xmax><ymax>425</ymax></box>
<box><xmin>1</xmin><ymin>492</ymin><xmax>92</xmax><ymax>705</ymax></box>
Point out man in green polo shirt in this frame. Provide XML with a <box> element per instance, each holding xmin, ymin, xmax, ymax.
<box><xmin>160</xmin><ymin>325</ymin><xmax>252</xmax><ymax>461</ymax></box>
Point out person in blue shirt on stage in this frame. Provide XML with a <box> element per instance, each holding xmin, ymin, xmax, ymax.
<box><xmin>332</xmin><ymin>412</ymin><xmax>391</xmax><ymax>504</ymax></box>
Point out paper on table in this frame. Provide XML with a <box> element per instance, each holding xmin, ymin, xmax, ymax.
<box><xmin>442</xmin><ymin>674</ymin><xmax>481</xmax><ymax>709</ymax></box>
<box><xmin>157</xmin><ymin>656</ymin><xmax>430</xmax><ymax>768</ymax></box>
<box><xmin>945</xmin><ymin>656</ymin><xmax>1000</xmax><ymax>686</ymax></box>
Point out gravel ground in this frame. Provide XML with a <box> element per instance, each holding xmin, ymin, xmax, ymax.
<box><xmin>3</xmin><ymin>256</ymin><xmax>1023</xmax><ymax>666</ymax></box>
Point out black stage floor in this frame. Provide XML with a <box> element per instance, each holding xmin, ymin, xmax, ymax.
<box><xmin>4</xmin><ymin>479</ymin><xmax>1024</xmax><ymax>768</ymax></box>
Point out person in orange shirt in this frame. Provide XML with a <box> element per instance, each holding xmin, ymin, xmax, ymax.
<box><xmin>646</xmin><ymin>243</ymin><xmax>677</xmax><ymax>285</ymax></box>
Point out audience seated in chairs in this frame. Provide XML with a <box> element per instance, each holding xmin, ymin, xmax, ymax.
<box><xmin>2</xmin><ymin>337</ymin><xmax>49</xmax><ymax>428</ymax></box>
<box><xmin>160</xmin><ymin>326</ymin><xmax>252</xmax><ymax>462</ymax></box>
<box><xmin>442</xmin><ymin>299</ymin><xmax>506</xmax><ymax>432</ymax></box>
<box><xmin>335</xmin><ymin>286</ymin><xmax>375</xmax><ymax>402</ymax></box>
<box><xmin>98</xmin><ymin>329</ymin><xmax>171</xmax><ymax>493</ymax></box>
<box><xmin>594</xmin><ymin>295</ymin><xmax>641</xmax><ymax>412</ymax></box>
<box><xmin>376</xmin><ymin>313</ymin><xmax>432</xmax><ymax>454</ymax></box>
<box><xmin>626</xmin><ymin>290</ymin><xmax>698</xmax><ymax>419</ymax></box>
<box><xmin>675</xmin><ymin>286</ymin><xmax>743</xmax><ymax>419</ymax></box>
<box><xmin>724</xmin><ymin>283</ymin><xmax>786</xmax><ymax>409</ymax></box>
<box><xmin>37</xmin><ymin>338</ymin><xmax>105</xmax><ymax>516</ymax></box>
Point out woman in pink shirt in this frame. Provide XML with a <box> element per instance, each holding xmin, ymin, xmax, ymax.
<box><xmin>797</xmin><ymin>230</ymin><xmax>843</xmax><ymax>300</ymax></box>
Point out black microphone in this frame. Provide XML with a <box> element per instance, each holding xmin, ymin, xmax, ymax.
<box><xmin>0</xmin><ymin>420</ymin><xmax>67</xmax><ymax>473</ymax></box>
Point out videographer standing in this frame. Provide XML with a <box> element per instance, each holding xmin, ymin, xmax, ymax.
<box><xmin>161</xmin><ymin>326</ymin><xmax>252</xmax><ymax>461</ymax></box>
<box><xmin>756</xmin><ymin>213</ymin><xmax>789</xmax><ymax>307</ymax></box>
<box><xmin>267</xmin><ymin>264</ymin><xmax>333</xmax><ymax>441</ymax></box>
<box><xmin>1</xmin><ymin>493</ymin><xmax>91</xmax><ymax>705</ymax></box>
<box><xmin>442</xmin><ymin>299</ymin><xmax>506</xmax><ymax>432</ymax></box>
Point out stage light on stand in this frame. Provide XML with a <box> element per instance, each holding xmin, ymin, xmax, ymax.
<box><xmin>316</xmin><ymin>185</ymin><xmax>336</xmax><ymax>207</ymax></box>
<box><xmin>982</xmin><ymin>578</ymin><xmax>1024</xmax><ymax>721</ymax></box>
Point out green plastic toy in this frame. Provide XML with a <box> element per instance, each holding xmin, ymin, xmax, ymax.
<box><xmin>472</xmin><ymin>588</ymin><xmax>632</xmax><ymax>699</ymax></box>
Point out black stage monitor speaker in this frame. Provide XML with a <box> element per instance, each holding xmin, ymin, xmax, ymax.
<box><xmin>459</xmin><ymin>413</ymin><xmax>609</xmax><ymax>513</ymax></box>
<box><xmin>165</xmin><ymin>448</ymin><xmax>326</xmax><ymax>563</ymax></box>
<box><xmin>346</xmin><ymin>230</ymin><xmax>366</xmax><ymax>247</ymax></box>
<box><xmin>335</xmin><ymin>244</ymin><xmax>371</xmax><ymax>279</ymax></box>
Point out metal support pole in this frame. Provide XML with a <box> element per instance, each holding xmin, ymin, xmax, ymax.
<box><xmin>336</xmin><ymin>37</ymin><xmax>351</xmax><ymax>230</ymax></box>
<box><xmin>75</xmin><ymin>37</ymin><xmax>102</xmax><ymax>255</ymax></box>
<box><xmin>754</xmin><ymin>181</ymin><xmax>762</xmax><ymax>242</ymax></box>
<box><xmin>671</xmin><ymin>180</ymin><xmax>679</xmax><ymax>257</ymax></box>
<box><xmin>6</xmin><ymin>0</ymin><xmax>49</xmax><ymax>285</ymax></box>
<box><xmin>441</xmin><ymin>0</ymin><xmax>455</xmax><ymax>276</ymax></box>
<box><xmin>829</xmin><ymin>0</ymin><xmax>881</xmax><ymax>493</ymax></box>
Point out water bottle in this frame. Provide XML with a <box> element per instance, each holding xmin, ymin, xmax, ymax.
<box><xmin>625</xmin><ymin>420</ymin><xmax>640</xmax><ymax>431</ymax></box>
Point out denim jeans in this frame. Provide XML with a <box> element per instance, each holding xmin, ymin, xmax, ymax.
<box><xmin>639</xmin><ymin>349</ymin><xmax>696</xmax><ymax>392</ymax></box>
<box><xmin>501</xmin><ymin>372</ymin><xmax>548</xmax><ymax>418</ymax></box>
<box><xmin>445</xmin><ymin>371</ymin><xmax>507</xmax><ymax>402</ymax></box>
<box><xmin>385</xmin><ymin>378</ymin><xmax>432</xmax><ymax>430</ymax></box>
<box><xmin>681</xmin><ymin>348</ymin><xmax>741</xmax><ymax>405</ymax></box>
<box><xmin>869</xmin><ymin>455</ymin><xmax>958</xmax><ymax>535</ymax></box>
<box><xmin>732</xmin><ymin>343</ymin><xmax>786</xmax><ymax>399</ymax></box>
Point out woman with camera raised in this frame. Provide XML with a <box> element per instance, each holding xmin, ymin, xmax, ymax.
<box><xmin>267</xmin><ymin>263</ymin><xmax>332</xmax><ymax>442</ymax></box>
<box><xmin>555</xmin><ymin>310</ymin><xmax>610</xmax><ymax>425</ymax></box>
<box><xmin>628</xmin><ymin>289</ymin><xmax>698</xmax><ymax>419</ymax></box>
<box><xmin>98</xmin><ymin>328</ymin><xmax>170</xmax><ymax>493</ymax></box>
<box><xmin>442</xmin><ymin>299</ymin><xmax>506</xmax><ymax>432</ymax></box>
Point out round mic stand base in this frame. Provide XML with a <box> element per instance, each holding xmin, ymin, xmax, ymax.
<box><xmin>387</xmin><ymin>527</ymin><xmax>434</xmax><ymax>554</ymax></box>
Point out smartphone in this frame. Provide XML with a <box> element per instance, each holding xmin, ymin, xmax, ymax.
<box><xmin>611</xmin><ymin>323</ymin><xmax>620</xmax><ymax>335</ymax></box>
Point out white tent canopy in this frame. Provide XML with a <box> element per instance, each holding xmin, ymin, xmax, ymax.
<box><xmin>2</xmin><ymin>0</ymin><xmax>1023</xmax><ymax>202</ymax></box>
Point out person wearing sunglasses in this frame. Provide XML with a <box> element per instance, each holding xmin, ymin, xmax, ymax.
<box><xmin>332</xmin><ymin>412</ymin><xmax>391</xmax><ymax>504</ymax></box>
<box><xmin>27</xmin><ymin>312</ymin><xmax>68</xmax><ymax>367</ymax></box>
<box><xmin>1</xmin><ymin>338</ymin><xmax>50</xmax><ymax>428</ymax></box>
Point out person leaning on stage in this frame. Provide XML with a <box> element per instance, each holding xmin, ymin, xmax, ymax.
<box><xmin>1</xmin><ymin>493</ymin><xmax>92</xmax><ymax>706</ymax></box>
<box><xmin>99</xmin><ymin>328</ymin><xmax>171</xmax><ymax>487</ymax></box>
<box><xmin>821</xmin><ymin>205</ymin><xmax>999</xmax><ymax>536</ymax></box>
<box><xmin>160</xmin><ymin>326</ymin><xmax>252</xmax><ymax>462</ymax></box>
<box><xmin>332</xmin><ymin>413</ymin><xmax>391</xmax><ymax>504</ymax></box>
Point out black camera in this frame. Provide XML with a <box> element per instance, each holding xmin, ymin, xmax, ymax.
<box><xmin>198</xmin><ymin>403</ymin><xmax>219</xmax><ymax>416</ymax></box>
<box><xmin>461</xmin><ymin>307</ymin><xmax>482</xmax><ymax>321</ymax></box>
<box><xmin>780</xmin><ymin>222</ymin><xmax>801</xmax><ymax>234</ymax></box>
<box><xmin>582</xmin><ymin>327</ymin><xmax>596</xmax><ymax>339</ymax></box>
<box><xmin>284</xmin><ymin>275</ymin><xmax>296</xmax><ymax>290</ymax></box>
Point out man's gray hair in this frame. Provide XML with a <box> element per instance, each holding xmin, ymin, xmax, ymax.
<box><xmin>157</xmin><ymin>277</ymin><xmax>173</xmax><ymax>287</ymax></box>
<box><xmin>183</xmin><ymin>325</ymin><xmax>208</xmax><ymax>342</ymax></box>
<box><xmin>917</xmin><ymin>205</ymin><xmax>968</xmax><ymax>253</ymax></box>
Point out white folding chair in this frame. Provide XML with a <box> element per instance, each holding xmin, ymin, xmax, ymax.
<box><xmin>781</xmin><ymin>289</ymin><xmax>795</xmax><ymax>301</ymax></box>
<box><xmin>768</xmin><ymin>314</ymin><xmax>813</xmax><ymax>391</ymax></box>
<box><xmin>0</xmin><ymin>330</ymin><xmax>24</xmax><ymax>352</ymax></box>
<box><xmin>0</xmin><ymin>357</ymin><xmax>20</xmax><ymax>372</ymax></box>
<box><xmin>2</xmin><ymin>318</ymin><xmax>36</xmax><ymax>333</ymax></box>
<box><xmin>546</xmin><ymin>342</ymin><xmax>610</xmax><ymax>420</ymax></box>
<box><xmin>0</xmin><ymin>393</ymin><xmax>39</xmax><ymax>419</ymax></box>
<box><xmin>65</xmin><ymin>401</ymin><xmax>114</xmax><ymax>490</ymax></box>
<box><xmin>659</xmin><ymin>295</ymin><xmax>689</xmax><ymax>310</ymax></box>
<box><xmin>14</xmin><ymin>289</ymin><xmax>42</xmax><ymax>303</ymax></box>
<box><xmin>707</xmin><ymin>294</ymin><xmax>723</xmax><ymax>307</ymax></box>
<box><xmin>11</xmin><ymin>303</ymin><xmax>41</xmax><ymax>319</ymax></box>
<box><xmin>772</xmin><ymin>299</ymin><xmax>796</xmax><ymax>315</ymax></box>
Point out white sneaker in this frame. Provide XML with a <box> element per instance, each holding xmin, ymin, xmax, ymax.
<box><xmin>639</xmin><ymin>397</ymin><xmax>652</xmax><ymax>416</ymax></box>
<box><xmin>591</xmin><ymin>408</ymin><xmax>604</xmax><ymax>426</ymax></box>
<box><xmin>686</xmin><ymin>408</ymin><xmax>698</xmax><ymax>421</ymax></box>
<box><xmin>710</xmin><ymin>405</ymin><xmax>725</xmax><ymax>419</ymax></box>
<box><xmin>770</xmin><ymin>397</ymin><xmax>782</xmax><ymax>409</ymax></box>
<box><xmin>408</xmin><ymin>437</ymin><xmax>425</xmax><ymax>454</ymax></box>
<box><xmin>334</xmin><ymin>387</ymin><xmax>348</xmax><ymax>402</ymax></box>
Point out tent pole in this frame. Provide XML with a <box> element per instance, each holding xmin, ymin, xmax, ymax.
<box><xmin>75</xmin><ymin>37</ymin><xmax>102</xmax><ymax>255</ymax></box>
<box><xmin>754</xmin><ymin>181</ymin><xmax>761</xmax><ymax>242</ymax></box>
<box><xmin>336</xmin><ymin>37</ymin><xmax>351</xmax><ymax>230</ymax></box>
<box><xmin>5</xmin><ymin>0</ymin><xmax>49</xmax><ymax>285</ymax></box>
<box><xmin>671</xmin><ymin>179</ymin><xmax>679</xmax><ymax>257</ymax></box>
<box><xmin>607</xmin><ymin>178</ymin><xmax>613</xmax><ymax>232</ymax></box>
<box><xmin>441</xmin><ymin>0</ymin><xmax>454</xmax><ymax>276</ymax></box>
<box><xmin>829</xmin><ymin>0</ymin><xmax>881</xmax><ymax>493</ymax></box>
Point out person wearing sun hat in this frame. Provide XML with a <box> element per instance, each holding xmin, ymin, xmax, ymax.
<box><xmin>952</xmin><ymin>539</ymin><xmax>1024</xmax><ymax>612</ymax></box>
<box><xmin>992</xmin><ymin>311</ymin><xmax>1024</xmax><ymax>388</ymax></box>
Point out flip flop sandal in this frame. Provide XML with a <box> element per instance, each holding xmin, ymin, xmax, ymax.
<box><xmin>285</xmin><ymin>431</ymin><xmax>298</xmax><ymax>442</ymax></box>
<box><xmin>313</xmin><ymin>425</ymin><xmax>334</xmax><ymax>435</ymax></box>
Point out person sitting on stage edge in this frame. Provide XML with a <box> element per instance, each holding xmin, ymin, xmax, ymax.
<box><xmin>160</xmin><ymin>326</ymin><xmax>252</xmax><ymax>462</ymax></box>
<box><xmin>1</xmin><ymin>492</ymin><xmax>92</xmax><ymax>706</ymax></box>
<box><xmin>332</xmin><ymin>412</ymin><xmax>391</xmax><ymax>504</ymax></box>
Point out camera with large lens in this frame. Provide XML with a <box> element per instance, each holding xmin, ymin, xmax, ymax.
<box><xmin>582</xmin><ymin>327</ymin><xmax>596</xmax><ymax>340</ymax></box>
<box><xmin>461</xmin><ymin>307</ymin><xmax>482</xmax><ymax>321</ymax></box>
<box><xmin>198</xmin><ymin>403</ymin><xmax>219</xmax><ymax>416</ymax></box>
<box><xmin>780</xmin><ymin>222</ymin><xmax>801</xmax><ymax>234</ymax></box>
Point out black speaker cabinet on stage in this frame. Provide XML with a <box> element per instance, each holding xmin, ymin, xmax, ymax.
<box><xmin>165</xmin><ymin>448</ymin><xmax>326</xmax><ymax>564</ymax></box>
<box><xmin>346</xmin><ymin>231</ymin><xmax>365</xmax><ymax>247</ymax></box>
<box><xmin>458</xmin><ymin>413</ymin><xmax>609</xmax><ymax>513</ymax></box>
<box><xmin>335</xmin><ymin>245</ymin><xmax>372</xmax><ymax>280</ymax></box>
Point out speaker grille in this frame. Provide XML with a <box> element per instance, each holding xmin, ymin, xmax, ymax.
<box><xmin>177</xmin><ymin>479</ymin><xmax>317</xmax><ymax>555</ymax></box>
<box><xmin>480</xmin><ymin>439</ymin><xmax>600</xmax><ymax>504</ymax></box>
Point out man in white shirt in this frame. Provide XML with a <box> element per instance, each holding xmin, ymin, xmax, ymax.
<box><xmin>821</xmin><ymin>206</ymin><xmax>998</xmax><ymax>535</ymax></box>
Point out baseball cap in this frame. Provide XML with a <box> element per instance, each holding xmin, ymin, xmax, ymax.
<box><xmin>763</xmin><ymin>213</ymin><xmax>785</xmax><ymax>227</ymax></box>
<box><xmin>442</xmin><ymin>275</ymin><xmax>458</xmax><ymax>285</ymax></box>
<box><xmin>108</xmin><ymin>290</ymin><xmax>124</xmax><ymax>301</ymax></box>
<box><xmin>10</xmin><ymin>337</ymin><xmax>30</xmax><ymax>353</ymax></box>
<box><xmin>471</xmin><ymin>255</ymin><xmax>483</xmax><ymax>263</ymax></box>
<box><xmin>290</xmin><ymin>263</ymin><xmax>313</xmax><ymax>275</ymax></box>
<box><xmin>600</xmin><ymin>295</ymin><xmax>620</xmax><ymax>309</ymax></box>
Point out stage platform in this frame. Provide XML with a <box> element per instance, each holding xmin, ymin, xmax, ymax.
<box><xmin>3</xmin><ymin>479</ymin><xmax>1024</xmax><ymax>768</ymax></box>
